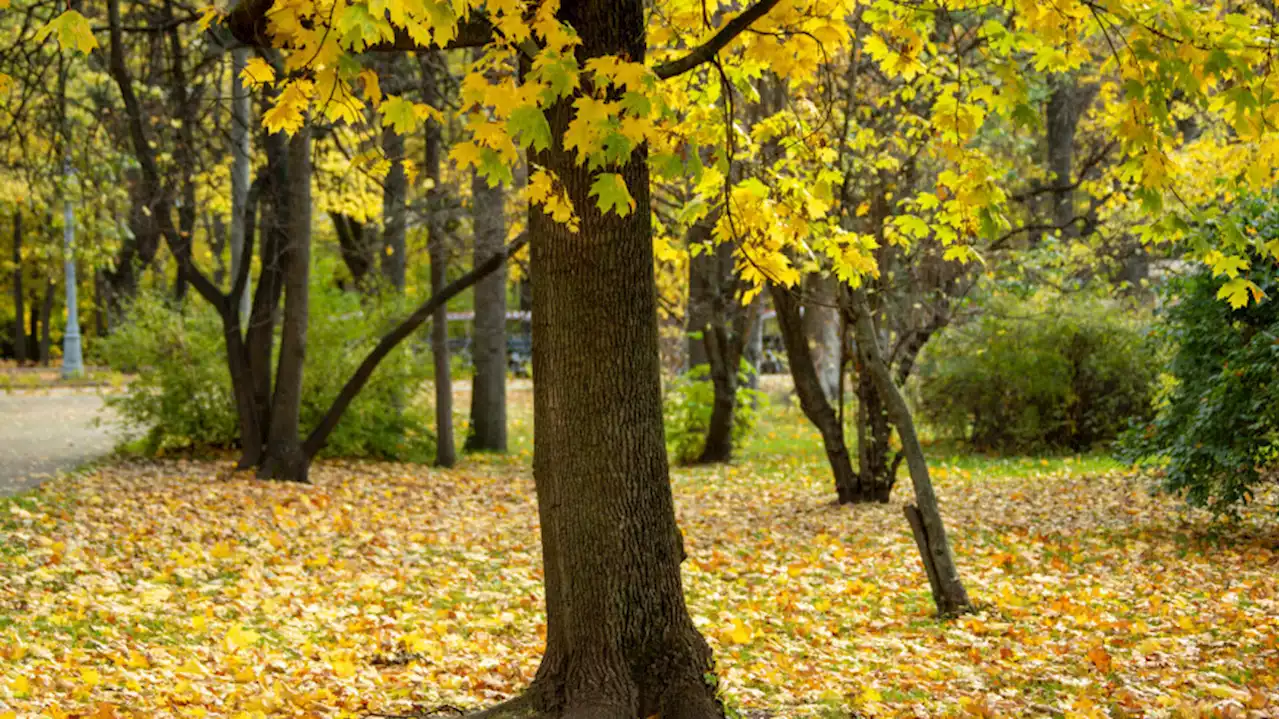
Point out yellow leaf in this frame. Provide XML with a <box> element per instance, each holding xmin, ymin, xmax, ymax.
<box><xmin>240</xmin><ymin>57</ymin><xmax>276</xmax><ymax>88</ymax></box>
<box><xmin>9</xmin><ymin>675</ymin><xmax>29</xmax><ymax>694</ymax></box>
<box><xmin>210</xmin><ymin>541</ymin><xmax>234</xmax><ymax>559</ymax></box>
<box><xmin>728</xmin><ymin>623</ymin><xmax>750</xmax><ymax>644</ymax></box>
<box><xmin>331</xmin><ymin>659</ymin><xmax>356</xmax><ymax>678</ymax></box>
<box><xmin>80</xmin><ymin>667</ymin><xmax>101</xmax><ymax>687</ymax></box>
<box><xmin>196</xmin><ymin>6</ymin><xmax>223</xmax><ymax>32</ymax></box>
<box><xmin>226</xmin><ymin>624</ymin><xmax>260</xmax><ymax>650</ymax></box>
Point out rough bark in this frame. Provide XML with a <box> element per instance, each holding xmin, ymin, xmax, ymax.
<box><xmin>854</xmin><ymin>363</ymin><xmax>899</xmax><ymax>501</ymax></box>
<box><xmin>457</xmin><ymin>2</ymin><xmax>725</xmax><ymax>715</ymax></box>
<box><xmin>381</xmin><ymin>125</ymin><xmax>408</xmax><ymax>291</ymax></box>
<box><xmin>11</xmin><ymin>209</ymin><xmax>25</xmax><ymax>364</ymax></box>
<box><xmin>465</xmin><ymin>171</ymin><xmax>508</xmax><ymax>453</ymax></box>
<box><xmin>849</xmin><ymin>287</ymin><xmax>972</xmax><ymax>616</ymax></box>
<box><xmin>259</xmin><ymin>126</ymin><xmax>312</xmax><ymax>482</ymax></box>
<box><xmin>770</xmin><ymin>283</ymin><xmax>865</xmax><ymax>503</ymax></box>
<box><xmin>423</xmin><ymin>52</ymin><xmax>456</xmax><ymax>468</ymax></box>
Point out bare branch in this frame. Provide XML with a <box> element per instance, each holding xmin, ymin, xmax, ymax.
<box><xmin>653</xmin><ymin>0</ymin><xmax>783</xmax><ymax>80</ymax></box>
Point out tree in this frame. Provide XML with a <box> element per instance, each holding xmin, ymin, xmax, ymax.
<box><xmin>466</xmin><ymin>169</ymin><xmax>509</xmax><ymax>453</ymax></box>
<box><xmin>422</xmin><ymin>50</ymin><xmax>456</xmax><ymax>468</ymax></box>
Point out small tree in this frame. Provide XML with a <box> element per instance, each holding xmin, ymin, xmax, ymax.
<box><xmin>1118</xmin><ymin>200</ymin><xmax>1279</xmax><ymax>515</ymax></box>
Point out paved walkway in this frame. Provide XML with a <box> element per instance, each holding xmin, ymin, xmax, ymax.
<box><xmin>0</xmin><ymin>390</ymin><xmax>121</xmax><ymax>497</ymax></box>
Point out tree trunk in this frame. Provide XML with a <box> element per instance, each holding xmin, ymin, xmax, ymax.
<box><xmin>423</xmin><ymin>52</ymin><xmax>456</xmax><ymax>468</ymax></box>
<box><xmin>332</xmin><ymin>212</ymin><xmax>375</xmax><ymax>291</ymax></box>
<box><xmin>770</xmin><ymin>283</ymin><xmax>864</xmax><ymax>503</ymax></box>
<box><xmin>11</xmin><ymin>209</ymin><xmax>25</xmax><ymax>365</ymax></box>
<box><xmin>743</xmin><ymin>293</ymin><xmax>763</xmax><ymax>394</ymax></box>
<box><xmin>853</xmin><ymin>362</ymin><xmax>898</xmax><ymax>501</ymax></box>
<box><xmin>242</xmin><ymin>128</ymin><xmax>289</xmax><ymax>468</ymax></box>
<box><xmin>802</xmin><ymin>274</ymin><xmax>840</xmax><ymax>401</ymax></box>
<box><xmin>466</xmin><ymin>3</ymin><xmax>723</xmax><ymax>716</ymax></box>
<box><xmin>381</xmin><ymin>125</ymin><xmax>408</xmax><ymax>291</ymax></box>
<box><xmin>259</xmin><ymin>126</ymin><xmax>312</xmax><ymax>482</ymax></box>
<box><xmin>94</xmin><ymin>269</ymin><xmax>107</xmax><ymax>338</ymax></box>
<box><xmin>38</xmin><ymin>278</ymin><xmax>54</xmax><ymax>366</ymax></box>
<box><xmin>684</xmin><ymin>221</ymin><xmax>713</xmax><ymax>371</ymax></box>
<box><xmin>849</xmin><ymin>287</ymin><xmax>972</xmax><ymax>616</ymax></box>
<box><xmin>465</xmin><ymin>170</ymin><xmax>508</xmax><ymax>453</ymax></box>
<box><xmin>229</xmin><ymin>47</ymin><xmax>253</xmax><ymax>320</ymax></box>
<box><xmin>695</xmin><ymin>237</ymin><xmax>749</xmax><ymax>465</ymax></box>
<box><xmin>1046</xmin><ymin>75</ymin><xmax>1078</xmax><ymax>240</ymax></box>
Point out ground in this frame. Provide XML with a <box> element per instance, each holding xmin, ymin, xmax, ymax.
<box><xmin>0</xmin><ymin>382</ymin><xmax>1275</xmax><ymax>718</ymax></box>
<box><xmin>0</xmin><ymin>389</ymin><xmax>121</xmax><ymax>497</ymax></box>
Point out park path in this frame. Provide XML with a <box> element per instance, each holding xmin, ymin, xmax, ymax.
<box><xmin>0</xmin><ymin>390</ymin><xmax>121</xmax><ymax>497</ymax></box>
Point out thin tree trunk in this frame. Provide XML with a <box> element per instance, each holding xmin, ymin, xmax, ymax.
<box><xmin>94</xmin><ymin>269</ymin><xmax>107</xmax><ymax>338</ymax></box>
<box><xmin>849</xmin><ymin>287</ymin><xmax>972</xmax><ymax>616</ymax></box>
<box><xmin>243</xmin><ymin>128</ymin><xmax>289</xmax><ymax>467</ymax></box>
<box><xmin>259</xmin><ymin>126</ymin><xmax>312</xmax><ymax>482</ymax></box>
<box><xmin>802</xmin><ymin>274</ymin><xmax>840</xmax><ymax>401</ymax></box>
<box><xmin>770</xmin><ymin>283</ymin><xmax>864</xmax><ymax>503</ymax></box>
<box><xmin>38</xmin><ymin>278</ymin><xmax>54</xmax><ymax>366</ymax></box>
<box><xmin>423</xmin><ymin>52</ymin><xmax>455</xmax><ymax>468</ymax></box>
<box><xmin>1046</xmin><ymin>74</ymin><xmax>1078</xmax><ymax>240</ymax></box>
<box><xmin>229</xmin><ymin>47</ymin><xmax>253</xmax><ymax>320</ymax></box>
<box><xmin>465</xmin><ymin>171</ymin><xmax>508</xmax><ymax>452</ymax></box>
<box><xmin>695</xmin><ymin>238</ymin><xmax>749</xmax><ymax>464</ymax></box>
<box><xmin>11</xmin><ymin>209</ymin><xmax>25</xmax><ymax>364</ymax></box>
<box><xmin>743</xmin><ymin>293</ymin><xmax>763</xmax><ymax>395</ymax></box>
<box><xmin>304</xmin><ymin>235</ymin><xmax>525</xmax><ymax>459</ymax></box>
<box><xmin>381</xmin><ymin>126</ymin><xmax>407</xmax><ymax>291</ymax></box>
<box><xmin>684</xmin><ymin>221</ymin><xmax>713</xmax><ymax>371</ymax></box>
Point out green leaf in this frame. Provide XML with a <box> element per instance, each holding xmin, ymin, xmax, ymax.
<box><xmin>589</xmin><ymin>173</ymin><xmax>635</xmax><ymax>217</ymax></box>
<box><xmin>507</xmin><ymin>105</ymin><xmax>552</xmax><ymax>152</ymax></box>
<box><xmin>380</xmin><ymin>96</ymin><xmax>418</xmax><ymax>134</ymax></box>
<box><xmin>35</xmin><ymin>10</ymin><xmax>98</xmax><ymax>54</ymax></box>
<box><xmin>338</xmin><ymin>4</ymin><xmax>394</xmax><ymax>52</ymax></box>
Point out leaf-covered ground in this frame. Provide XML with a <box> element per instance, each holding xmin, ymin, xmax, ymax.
<box><xmin>0</xmin><ymin>391</ymin><xmax>1276</xmax><ymax>718</ymax></box>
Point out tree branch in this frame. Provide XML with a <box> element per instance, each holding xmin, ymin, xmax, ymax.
<box><xmin>302</xmin><ymin>232</ymin><xmax>528</xmax><ymax>459</ymax></box>
<box><xmin>653</xmin><ymin>0</ymin><xmax>783</xmax><ymax>79</ymax></box>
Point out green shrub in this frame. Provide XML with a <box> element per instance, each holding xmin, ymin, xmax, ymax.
<box><xmin>1117</xmin><ymin>202</ymin><xmax>1279</xmax><ymax>515</ymax></box>
<box><xmin>663</xmin><ymin>362</ymin><xmax>764</xmax><ymax>464</ymax></box>
<box><xmin>100</xmin><ymin>274</ymin><xmax>435</xmax><ymax>461</ymax></box>
<box><xmin>915</xmin><ymin>291</ymin><xmax>1156</xmax><ymax>452</ymax></box>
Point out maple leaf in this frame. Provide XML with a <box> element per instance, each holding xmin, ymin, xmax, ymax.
<box><xmin>239</xmin><ymin>57</ymin><xmax>275</xmax><ymax>88</ymax></box>
<box><xmin>589</xmin><ymin>173</ymin><xmax>635</xmax><ymax>217</ymax></box>
<box><xmin>35</xmin><ymin>10</ymin><xmax>98</xmax><ymax>54</ymax></box>
<box><xmin>507</xmin><ymin>105</ymin><xmax>552</xmax><ymax>152</ymax></box>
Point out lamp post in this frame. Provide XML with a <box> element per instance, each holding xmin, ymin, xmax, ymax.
<box><xmin>61</xmin><ymin>151</ymin><xmax>82</xmax><ymax>378</ymax></box>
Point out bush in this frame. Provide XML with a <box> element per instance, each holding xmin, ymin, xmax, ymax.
<box><xmin>915</xmin><ymin>291</ymin><xmax>1156</xmax><ymax>453</ymax></box>
<box><xmin>1117</xmin><ymin>203</ymin><xmax>1279</xmax><ymax>515</ymax></box>
<box><xmin>100</xmin><ymin>275</ymin><xmax>436</xmax><ymax>461</ymax></box>
<box><xmin>663</xmin><ymin>362</ymin><xmax>764</xmax><ymax>464</ymax></box>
